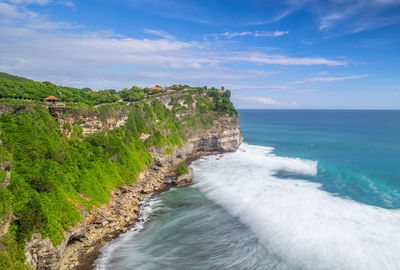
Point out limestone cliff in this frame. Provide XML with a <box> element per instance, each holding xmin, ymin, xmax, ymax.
<box><xmin>47</xmin><ymin>91</ymin><xmax>199</xmax><ymax>138</ymax></box>
<box><xmin>20</xmin><ymin>92</ymin><xmax>242</xmax><ymax>270</ymax></box>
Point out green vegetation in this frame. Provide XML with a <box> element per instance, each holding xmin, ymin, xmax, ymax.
<box><xmin>164</xmin><ymin>148</ymin><xmax>173</xmax><ymax>155</ymax></box>
<box><xmin>0</xmin><ymin>73</ymin><xmax>236</xmax><ymax>112</ymax></box>
<box><xmin>175</xmin><ymin>162</ymin><xmax>188</xmax><ymax>175</ymax></box>
<box><xmin>0</xmin><ymin>73</ymin><xmax>237</xmax><ymax>268</ymax></box>
<box><xmin>171</xmin><ymin>84</ymin><xmax>189</xmax><ymax>91</ymax></box>
<box><xmin>119</xmin><ymin>86</ymin><xmax>146</xmax><ymax>102</ymax></box>
<box><xmin>0</xmin><ymin>72</ymin><xmax>144</xmax><ymax>106</ymax></box>
<box><xmin>207</xmin><ymin>89</ymin><xmax>236</xmax><ymax>115</ymax></box>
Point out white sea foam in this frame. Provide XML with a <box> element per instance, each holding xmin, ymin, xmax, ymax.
<box><xmin>193</xmin><ymin>143</ymin><xmax>400</xmax><ymax>270</ymax></box>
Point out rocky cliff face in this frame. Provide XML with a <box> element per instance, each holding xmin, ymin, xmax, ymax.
<box><xmin>24</xmin><ymin>107</ymin><xmax>242</xmax><ymax>270</ymax></box>
<box><xmin>47</xmin><ymin>92</ymin><xmax>195</xmax><ymax>138</ymax></box>
<box><xmin>48</xmin><ymin>107</ymin><xmax>130</xmax><ymax>138</ymax></box>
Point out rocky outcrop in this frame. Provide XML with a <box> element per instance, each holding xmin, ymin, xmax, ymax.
<box><xmin>24</xmin><ymin>112</ymin><xmax>243</xmax><ymax>270</ymax></box>
<box><xmin>48</xmin><ymin>107</ymin><xmax>131</xmax><ymax>138</ymax></box>
<box><xmin>48</xmin><ymin>91</ymin><xmax>195</xmax><ymax>138</ymax></box>
<box><xmin>0</xmin><ymin>103</ymin><xmax>28</xmax><ymax>115</ymax></box>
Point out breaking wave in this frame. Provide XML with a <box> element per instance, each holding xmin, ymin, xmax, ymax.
<box><xmin>193</xmin><ymin>143</ymin><xmax>400</xmax><ymax>270</ymax></box>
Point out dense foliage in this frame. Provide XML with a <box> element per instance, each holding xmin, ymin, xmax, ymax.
<box><xmin>0</xmin><ymin>73</ymin><xmax>146</xmax><ymax>105</ymax></box>
<box><xmin>175</xmin><ymin>162</ymin><xmax>189</xmax><ymax>175</ymax></box>
<box><xmin>0</xmin><ymin>73</ymin><xmax>235</xmax><ymax>110</ymax></box>
<box><xmin>0</xmin><ymin>73</ymin><xmax>237</xmax><ymax>268</ymax></box>
<box><xmin>207</xmin><ymin>89</ymin><xmax>236</xmax><ymax>115</ymax></box>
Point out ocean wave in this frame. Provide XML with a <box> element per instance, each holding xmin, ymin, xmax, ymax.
<box><xmin>193</xmin><ymin>143</ymin><xmax>400</xmax><ymax>270</ymax></box>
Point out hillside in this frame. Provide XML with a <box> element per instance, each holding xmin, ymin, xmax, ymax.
<box><xmin>0</xmin><ymin>73</ymin><xmax>242</xmax><ymax>269</ymax></box>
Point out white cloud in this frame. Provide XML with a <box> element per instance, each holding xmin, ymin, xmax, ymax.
<box><xmin>249</xmin><ymin>97</ymin><xmax>283</xmax><ymax>105</ymax></box>
<box><xmin>213</xmin><ymin>30</ymin><xmax>289</xmax><ymax>39</ymax></box>
<box><xmin>248</xmin><ymin>9</ymin><xmax>295</xmax><ymax>25</ymax></box>
<box><xmin>0</xmin><ymin>2</ymin><xmax>36</xmax><ymax>22</ymax></box>
<box><xmin>237</xmin><ymin>74</ymin><xmax>369</xmax><ymax>93</ymax></box>
<box><xmin>235</xmin><ymin>95</ymin><xmax>296</xmax><ymax>106</ymax></box>
<box><xmin>0</xmin><ymin>27</ymin><xmax>201</xmax><ymax>68</ymax></box>
<box><xmin>27</xmin><ymin>20</ymin><xmax>80</xmax><ymax>30</ymax></box>
<box><xmin>223</xmin><ymin>84</ymin><xmax>273</xmax><ymax>90</ymax></box>
<box><xmin>144</xmin><ymin>29</ymin><xmax>175</xmax><ymax>40</ymax></box>
<box><xmin>59</xmin><ymin>1</ymin><xmax>75</xmax><ymax>8</ymax></box>
<box><xmin>319</xmin><ymin>10</ymin><xmax>352</xmax><ymax>31</ymax></box>
<box><xmin>138</xmin><ymin>69</ymin><xmax>276</xmax><ymax>82</ymax></box>
<box><xmin>293</xmin><ymin>74</ymin><xmax>369</xmax><ymax>84</ymax></box>
<box><xmin>231</xmin><ymin>53</ymin><xmax>346</xmax><ymax>66</ymax></box>
<box><xmin>0</xmin><ymin>1</ymin><xmax>78</xmax><ymax>29</ymax></box>
<box><xmin>313</xmin><ymin>0</ymin><xmax>400</xmax><ymax>33</ymax></box>
<box><xmin>249</xmin><ymin>0</ymin><xmax>400</xmax><ymax>34</ymax></box>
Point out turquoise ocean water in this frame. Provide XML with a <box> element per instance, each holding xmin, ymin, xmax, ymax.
<box><xmin>96</xmin><ymin>110</ymin><xmax>400</xmax><ymax>270</ymax></box>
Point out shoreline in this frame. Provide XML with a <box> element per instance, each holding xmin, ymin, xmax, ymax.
<box><xmin>65</xmin><ymin>151</ymin><xmax>221</xmax><ymax>270</ymax></box>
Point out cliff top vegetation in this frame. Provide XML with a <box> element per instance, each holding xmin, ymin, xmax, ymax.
<box><xmin>0</xmin><ymin>72</ymin><xmax>234</xmax><ymax>111</ymax></box>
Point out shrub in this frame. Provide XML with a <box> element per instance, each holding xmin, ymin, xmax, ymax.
<box><xmin>164</xmin><ymin>148</ymin><xmax>173</xmax><ymax>155</ymax></box>
<box><xmin>175</xmin><ymin>162</ymin><xmax>188</xmax><ymax>175</ymax></box>
<box><xmin>63</xmin><ymin>123</ymin><xmax>71</xmax><ymax>131</ymax></box>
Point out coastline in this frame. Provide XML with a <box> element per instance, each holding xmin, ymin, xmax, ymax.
<box><xmin>71</xmin><ymin>151</ymin><xmax>219</xmax><ymax>270</ymax></box>
<box><xmin>24</xmin><ymin>113</ymin><xmax>243</xmax><ymax>270</ymax></box>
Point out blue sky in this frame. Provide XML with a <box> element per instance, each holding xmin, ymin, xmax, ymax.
<box><xmin>0</xmin><ymin>0</ymin><xmax>399</xmax><ymax>109</ymax></box>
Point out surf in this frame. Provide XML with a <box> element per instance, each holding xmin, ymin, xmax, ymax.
<box><xmin>193</xmin><ymin>143</ymin><xmax>400</xmax><ymax>270</ymax></box>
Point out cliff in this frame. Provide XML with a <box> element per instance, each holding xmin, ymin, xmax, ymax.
<box><xmin>0</xmin><ymin>88</ymin><xmax>242</xmax><ymax>269</ymax></box>
<box><xmin>25</xmin><ymin>113</ymin><xmax>242</xmax><ymax>270</ymax></box>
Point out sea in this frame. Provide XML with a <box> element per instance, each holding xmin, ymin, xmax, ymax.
<box><xmin>95</xmin><ymin>109</ymin><xmax>400</xmax><ymax>270</ymax></box>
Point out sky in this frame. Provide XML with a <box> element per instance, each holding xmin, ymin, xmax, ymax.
<box><xmin>0</xmin><ymin>0</ymin><xmax>399</xmax><ymax>109</ymax></box>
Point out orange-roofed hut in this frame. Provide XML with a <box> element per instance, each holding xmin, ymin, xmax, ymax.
<box><xmin>44</xmin><ymin>96</ymin><xmax>58</xmax><ymax>102</ymax></box>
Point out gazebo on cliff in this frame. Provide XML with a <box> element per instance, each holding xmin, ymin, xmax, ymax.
<box><xmin>44</xmin><ymin>96</ymin><xmax>58</xmax><ymax>102</ymax></box>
